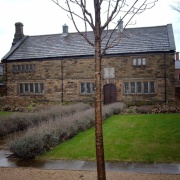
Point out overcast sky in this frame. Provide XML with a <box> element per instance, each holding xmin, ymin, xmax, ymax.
<box><xmin>0</xmin><ymin>0</ymin><xmax>179</xmax><ymax>60</ymax></box>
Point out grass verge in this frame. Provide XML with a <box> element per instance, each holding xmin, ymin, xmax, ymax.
<box><xmin>38</xmin><ymin>113</ymin><xmax>180</xmax><ymax>163</ymax></box>
<box><xmin>0</xmin><ymin>111</ymin><xmax>12</xmax><ymax>116</ymax></box>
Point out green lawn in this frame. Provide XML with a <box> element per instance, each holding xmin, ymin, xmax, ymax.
<box><xmin>0</xmin><ymin>111</ymin><xmax>12</xmax><ymax>116</ymax></box>
<box><xmin>38</xmin><ymin>114</ymin><xmax>180</xmax><ymax>163</ymax></box>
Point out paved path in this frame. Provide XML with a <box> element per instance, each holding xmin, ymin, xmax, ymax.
<box><xmin>0</xmin><ymin>157</ymin><xmax>179</xmax><ymax>175</ymax></box>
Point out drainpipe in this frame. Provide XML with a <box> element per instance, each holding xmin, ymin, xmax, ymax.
<box><xmin>61</xmin><ymin>58</ymin><xmax>64</xmax><ymax>103</ymax></box>
<box><xmin>164</xmin><ymin>53</ymin><xmax>167</xmax><ymax>105</ymax></box>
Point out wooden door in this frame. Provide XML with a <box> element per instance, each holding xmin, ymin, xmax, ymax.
<box><xmin>103</xmin><ymin>84</ymin><xmax>116</xmax><ymax>105</ymax></box>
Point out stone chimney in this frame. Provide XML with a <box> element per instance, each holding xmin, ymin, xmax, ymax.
<box><xmin>118</xmin><ymin>19</ymin><xmax>123</xmax><ymax>33</ymax></box>
<box><xmin>12</xmin><ymin>22</ymin><xmax>24</xmax><ymax>47</ymax></box>
<box><xmin>62</xmin><ymin>24</ymin><xmax>68</xmax><ymax>36</ymax></box>
<box><xmin>176</xmin><ymin>52</ymin><xmax>179</xmax><ymax>60</ymax></box>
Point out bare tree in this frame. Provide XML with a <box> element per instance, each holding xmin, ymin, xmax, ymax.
<box><xmin>52</xmin><ymin>0</ymin><xmax>158</xmax><ymax>179</ymax></box>
<box><xmin>171</xmin><ymin>1</ymin><xmax>180</xmax><ymax>13</ymax></box>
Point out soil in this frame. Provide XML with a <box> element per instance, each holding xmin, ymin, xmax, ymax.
<box><xmin>0</xmin><ymin>167</ymin><xmax>179</xmax><ymax>180</ymax></box>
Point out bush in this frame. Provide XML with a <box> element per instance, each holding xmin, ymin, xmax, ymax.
<box><xmin>0</xmin><ymin>103</ymin><xmax>91</xmax><ymax>137</ymax></box>
<box><xmin>10</xmin><ymin>102</ymin><xmax>125</xmax><ymax>159</ymax></box>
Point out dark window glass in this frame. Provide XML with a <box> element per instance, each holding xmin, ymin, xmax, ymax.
<box><xmin>130</xmin><ymin>82</ymin><xmax>135</xmax><ymax>93</ymax></box>
<box><xmin>33</xmin><ymin>64</ymin><xmax>36</xmax><ymax>71</ymax></box>
<box><xmin>92</xmin><ymin>83</ymin><xmax>95</xmax><ymax>93</ymax></box>
<box><xmin>150</xmin><ymin>82</ymin><xmax>155</xmax><ymax>93</ymax></box>
<box><xmin>26</xmin><ymin>64</ymin><xmax>29</xmax><ymax>71</ymax></box>
<box><xmin>24</xmin><ymin>83</ymin><xmax>28</xmax><ymax>93</ymax></box>
<box><xmin>35</xmin><ymin>83</ymin><xmax>39</xmax><ymax>93</ymax></box>
<box><xmin>21</xmin><ymin>65</ymin><xmax>25</xmax><ymax>72</ymax></box>
<box><xmin>144</xmin><ymin>82</ymin><xmax>148</xmax><ymax>93</ymax></box>
<box><xmin>19</xmin><ymin>84</ymin><xmax>23</xmax><ymax>93</ymax></box>
<box><xmin>80</xmin><ymin>83</ymin><xmax>85</xmax><ymax>94</ymax></box>
<box><xmin>30</xmin><ymin>83</ymin><xmax>34</xmax><ymax>93</ymax></box>
<box><xmin>137</xmin><ymin>82</ymin><xmax>142</xmax><ymax>93</ymax></box>
<box><xmin>124</xmin><ymin>82</ymin><xmax>129</xmax><ymax>94</ymax></box>
<box><xmin>86</xmin><ymin>83</ymin><xmax>91</xmax><ymax>94</ymax></box>
<box><xmin>17</xmin><ymin>65</ymin><xmax>21</xmax><ymax>72</ymax></box>
<box><xmin>12</xmin><ymin>65</ymin><xmax>16</xmax><ymax>73</ymax></box>
<box><xmin>30</xmin><ymin>64</ymin><xmax>33</xmax><ymax>71</ymax></box>
<box><xmin>40</xmin><ymin>83</ymin><xmax>44</xmax><ymax>94</ymax></box>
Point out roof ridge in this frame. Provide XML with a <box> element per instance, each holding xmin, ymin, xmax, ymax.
<box><xmin>27</xmin><ymin>24</ymin><xmax>169</xmax><ymax>37</ymax></box>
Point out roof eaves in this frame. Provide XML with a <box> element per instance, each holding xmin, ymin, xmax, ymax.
<box><xmin>167</xmin><ymin>24</ymin><xmax>176</xmax><ymax>51</ymax></box>
<box><xmin>2</xmin><ymin>36</ymin><xmax>28</xmax><ymax>61</ymax></box>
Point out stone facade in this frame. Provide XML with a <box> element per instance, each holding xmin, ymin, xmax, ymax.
<box><xmin>175</xmin><ymin>52</ymin><xmax>180</xmax><ymax>99</ymax></box>
<box><xmin>4</xmin><ymin>52</ymin><xmax>175</xmax><ymax>103</ymax></box>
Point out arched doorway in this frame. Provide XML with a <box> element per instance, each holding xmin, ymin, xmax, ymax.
<box><xmin>103</xmin><ymin>84</ymin><xmax>116</xmax><ymax>104</ymax></box>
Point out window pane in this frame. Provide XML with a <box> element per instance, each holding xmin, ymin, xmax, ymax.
<box><xmin>138</xmin><ymin>58</ymin><xmax>141</xmax><ymax>65</ymax></box>
<box><xmin>17</xmin><ymin>65</ymin><xmax>21</xmax><ymax>72</ymax></box>
<box><xmin>26</xmin><ymin>64</ymin><xmax>29</xmax><ymax>71</ymax></box>
<box><xmin>92</xmin><ymin>83</ymin><xmax>95</xmax><ymax>93</ymax></box>
<box><xmin>124</xmin><ymin>82</ymin><xmax>129</xmax><ymax>94</ymax></box>
<box><xmin>40</xmin><ymin>83</ymin><xmax>44</xmax><ymax>94</ymax></box>
<box><xmin>142</xmin><ymin>58</ymin><xmax>146</xmax><ymax>65</ymax></box>
<box><xmin>150</xmin><ymin>82</ymin><xmax>155</xmax><ymax>93</ymax></box>
<box><xmin>12</xmin><ymin>65</ymin><xmax>16</xmax><ymax>73</ymax></box>
<box><xmin>24</xmin><ymin>83</ymin><xmax>28</xmax><ymax>93</ymax></box>
<box><xmin>19</xmin><ymin>84</ymin><xmax>23</xmax><ymax>94</ymax></box>
<box><xmin>35</xmin><ymin>83</ymin><xmax>39</xmax><ymax>93</ymax></box>
<box><xmin>21</xmin><ymin>65</ymin><xmax>25</xmax><ymax>72</ymax></box>
<box><xmin>144</xmin><ymin>82</ymin><xmax>148</xmax><ymax>93</ymax></box>
<box><xmin>86</xmin><ymin>83</ymin><xmax>91</xmax><ymax>94</ymax></box>
<box><xmin>33</xmin><ymin>64</ymin><xmax>36</xmax><ymax>71</ymax></box>
<box><xmin>137</xmin><ymin>82</ymin><xmax>142</xmax><ymax>93</ymax></box>
<box><xmin>30</xmin><ymin>64</ymin><xmax>33</xmax><ymax>71</ymax></box>
<box><xmin>30</xmin><ymin>83</ymin><xmax>34</xmax><ymax>93</ymax></box>
<box><xmin>133</xmin><ymin>59</ymin><xmax>137</xmax><ymax>65</ymax></box>
<box><xmin>130</xmin><ymin>82</ymin><xmax>135</xmax><ymax>93</ymax></box>
<box><xmin>80</xmin><ymin>83</ymin><xmax>85</xmax><ymax>94</ymax></box>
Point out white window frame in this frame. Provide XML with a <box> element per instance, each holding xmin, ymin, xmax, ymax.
<box><xmin>18</xmin><ymin>82</ymin><xmax>44</xmax><ymax>95</ymax></box>
<box><xmin>124</xmin><ymin>81</ymin><xmax>155</xmax><ymax>94</ymax></box>
<box><xmin>80</xmin><ymin>82</ymin><xmax>95</xmax><ymax>95</ymax></box>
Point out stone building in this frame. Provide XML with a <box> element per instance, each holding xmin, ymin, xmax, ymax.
<box><xmin>1</xmin><ymin>22</ymin><xmax>176</xmax><ymax>104</ymax></box>
<box><xmin>0</xmin><ymin>63</ymin><xmax>3</xmax><ymax>96</ymax></box>
<box><xmin>175</xmin><ymin>52</ymin><xmax>180</xmax><ymax>99</ymax></box>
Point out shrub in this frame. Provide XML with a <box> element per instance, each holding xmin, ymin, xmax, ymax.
<box><xmin>10</xmin><ymin>102</ymin><xmax>125</xmax><ymax>159</ymax></box>
<box><xmin>0</xmin><ymin>103</ymin><xmax>91</xmax><ymax>137</ymax></box>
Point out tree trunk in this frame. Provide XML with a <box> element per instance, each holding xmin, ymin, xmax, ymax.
<box><xmin>94</xmin><ymin>0</ymin><xmax>106</xmax><ymax>179</ymax></box>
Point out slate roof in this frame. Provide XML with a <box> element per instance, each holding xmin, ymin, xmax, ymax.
<box><xmin>2</xmin><ymin>24</ymin><xmax>176</xmax><ymax>61</ymax></box>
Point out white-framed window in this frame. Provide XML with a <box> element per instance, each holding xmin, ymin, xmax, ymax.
<box><xmin>124</xmin><ymin>81</ymin><xmax>155</xmax><ymax>94</ymax></box>
<box><xmin>19</xmin><ymin>82</ymin><xmax>44</xmax><ymax>95</ymax></box>
<box><xmin>132</xmin><ymin>58</ymin><xmax>146</xmax><ymax>66</ymax></box>
<box><xmin>12</xmin><ymin>64</ymin><xmax>36</xmax><ymax>73</ymax></box>
<box><xmin>80</xmin><ymin>82</ymin><xmax>95</xmax><ymax>94</ymax></box>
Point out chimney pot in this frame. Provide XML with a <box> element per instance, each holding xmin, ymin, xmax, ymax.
<box><xmin>12</xmin><ymin>22</ymin><xmax>24</xmax><ymax>47</ymax></box>
<box><xmin>176</xmin><ymin>52</ymin><xmax>179</xmax><ymax>60</ymax></box>
<box><xmin>118</xmin><ymin>19</ymin><xmax>123</xmax><ymax>33</ymax></box>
